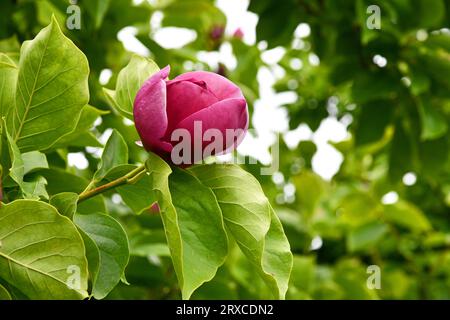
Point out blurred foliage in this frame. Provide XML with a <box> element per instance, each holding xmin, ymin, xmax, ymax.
<box><xmin>0</xmin><ymin>0</ymin><xmax>449</xmax><ymax>299</ymax></box>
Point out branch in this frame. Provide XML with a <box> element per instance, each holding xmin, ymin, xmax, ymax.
<box><xmin>78</xmin><ymin>164</ymin><xmax>147</xmax><ymax>203</ymax></box>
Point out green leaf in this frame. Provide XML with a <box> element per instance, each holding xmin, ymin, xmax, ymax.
<box><xmin>347</xmin><ymin>221</ymin><xmax>389</xmax><ymax>252</ymax></box>
<box><xmin>50</xmin><ymin>192</ymin><xmax>79</xmax><ymax>219</ymax></box>
<box><xmin>384</xmin><ymin>200</ymin><xmax>432</xmax><ymax>232</ymax></box>
<box><xmin>22</xmin><ymin>151</ymin><xmax>48</xmax><ymax>175</ymax></box>
<box><xmin>73</xmin><ymin>212</ymin><xmax>130</xmax><ymax>300</ymax></box>
<box><xmin>38</xmin><ymin>168</ymin><xmax>106</xmax><ymax>215</ymax></box>
<box><xmin>0</xmin><ymin>200</ymin><xmax>88</xmax><ymax>299</ymax></box>
<box><xmin>106</xmin><ymin>55</ymin><xmax>159</xmax><ymax>119</ymax></box>
<box><xmin>21</xmin><ymin>175</ymin><xmax>48</xmax><ymax>200</ymax></box>
<box><xmin>94</xmin><ymin>129</ymin><xmax>128</xmax><ymax>181</ymax></box>
<box><xmin>162</xmin><ymin>0</ymin><xmax>227</xmax><ymax>33</ymax></box>
<box><xmin>2</xmin><ymin>120</ymin><xmax>47</xmax><ymax>199</ymax></box>
<box><xmin>190</xmin><ymin>164</ymin><xmax>293</xmax><ymax>299</ymax></box>
<box><xmin>417</xmin><ymin>97</ymin><xmax>448</xmax><ymax>140</ymax></box>
<box><xmin>84</xmin><ymin>0</ymin><xmax>112</xmax><ymax>29</ymax></box>
<box><xmin>146</xmin><ymin>153</ymin><xmax>228</xmax><ymax>299</ymax></box>
<box><xmin>0</xmin><ymin>53</ymin><xmax>17</xmax><ymax>119</ymax></box>
<box><xmin>0</xmin><ymin>283</ymin><xmax>12</xmax><ymax>300</ymax></box>
<box><xmin>51</xmin><ymin>105</ymin><xmax>106</xmax><ymax>149</ymax></box>
<box><xmin>7</xmin><ymin>16</ymin><xmax>89</xmax><ymax>152</ymax></box>
<box><xmin>293</xmin><ymin>170</ymin><xmax>326</xmax><ymax>216</ymax></box>
<box><xmin>105</xmin><ymin>165</ymin><xmax>156</xmax><ymax>214</ymax></box>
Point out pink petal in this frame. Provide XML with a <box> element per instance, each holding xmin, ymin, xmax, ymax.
<box><xmin>134</xmin><ymin>66</ymin><xmax>173</xmax><ymax>155</ymax></box>
<box><xmin>171</xmin><ymin>71</ymin><xmax>244</xmax><ymax>101</ymax></box>
<box><xmin>170</xmin><ymin>98</ymin><xmax>248</xmax><ymax>162</ymax></box>
<box><xmin>164</xmin><ymin>79</ymin><xmax>219</xmax><ymax>136</ymax></box>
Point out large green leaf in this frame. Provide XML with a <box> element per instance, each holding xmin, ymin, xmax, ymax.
<box><xmin>38</xmin><ymin>168</ymin><xmax>106</xmax><ymax>214</ymax></box>
<box><xmin>94</xmin><ymin>129</ymin><xmax>128</xmax><ymax>181</ymax></box>
<box><xmin>146</xmin><ymin>152</ymin><xmax>228</xmax><ymax>299</ymax></box>
<box><xmin>50</xmin><ymin>105</ymin><xmax>106</xmax><ymax>149</ymax></box>
<box><xmin>417</xmin><ymin>97</ymin><xmax>448</xmax><ymax>140</ymax></box>
<box><xmin>49</xmin><ymin>192</ymin><xmax>79</xmax><ymax>219</ymax></box>
<box><xmin>74</xmin><ymin>212</ymin><xmax>129</xmax><ymax>300</ymax></box>
<box><xmin>0</xmin><ymin>53</ymin><xmax>17</xmax><ymax>119</ymax></box>
<box><xmin>104</xmin><ymin>55</ymin><xmax>159</xmax><ymax>119</ymax></box>
<box><xmin>190</xmin><ymin>164</ymin><xmax>293</xmax><ymax>299</ymax></box>
<box><xmin>0</xmin><ymin>283</ymin><xmax>12</xmax><ymax>300</ymax></box>
<box><xmin>384</xmin><ymin>200</ymin><xmax>432</xmax><ymax>233</ymax></box>
<box><xmin>7</xmin><ymin>17</ymin><xmax>89</xmax><ymax>152</ymax></box>
<box><xmin>0</xmin><ymin>200</ymin><xmax>88</xmax><ymax>299</ymax></box>
<box><xmin>105</xmin><ymin>165</ymin><xmax>156</xmax><ymax>214</ymax></box>
<box><xmin>3</xmin><ymin>120</ymin><xmax>48</xmax><ymax>200</ymax></box>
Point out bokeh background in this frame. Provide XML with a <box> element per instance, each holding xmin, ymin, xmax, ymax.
<box><xmin>1</xmin><ymin>0</ymin><xmax>449</xmax><ymax>299</ymax></box>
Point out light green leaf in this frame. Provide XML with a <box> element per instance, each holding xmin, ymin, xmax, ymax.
<box><xmin>384</xmin><ymin>200</ymin><xmax>432</xmax><ymax>232</ymax></box>
<box><xmin>94</xmin><ymin>129</ymin><xmax>128</xmax><ymax>181</ymax></box>
<box><xmin>347</xmin><ymin>221</ymin><xmax>389</xmax><ymax>252</ymax></box>
<box><xmin>146</xmin><ymin>153</ymin><xmax>228</xmax><ymax>300</ymax></box>
<box><xmin>73</xmin><ymin>212</ymin><xmax>129</xmax><ymax>300</ymax></box>
<box><xmin>293</xmin><ymin>170</ymin><xmax>326</xmax><ymax>216</ymax></box>
<box><xmin>85</xmin><ymin>0</ymin><xmax>112</xmax><ymax>29</ymax></box>
<box><xmin>51</xmin><ymin>105</ymin><xmax>106</xmax><ymax>149</ymax></box>
<box><xmin>50</xmin><ymin>192</ymin><xmax>79</xmax><ymax>219</ymax></box>
<box><xmin>0</xmin><ymin>283</ymin><xmax>12</xmax><ymax>300</ymax></box>
<box><xmin>0</xmin><ymin>53</ymin><xmax>18</xmax><ymax>119</ymax></box>
<box><xmin>0</xmin><ymin>200</ymin><xmax>88</xmax><ymax>299</ymax></box>
<box><xmin>162</xmin><ymin>0</ymin><xmax>227</xmax><ymax>33</ymax></box>
<box><xmin>22</xmin><ymin>151</ymin><xmax>48</xmax><ymax>175</ymax></box>
<box><xmin>7</xmin><ymin>16</ymin><xmax>89</xmax><ymax>152</ymax></box>
<box><xmin>105</xmin><ymin>165</ymin><xmax>156</xmax><ymax>214</ymax></box>
<box><xmin>3</xmin><ymin>123</ymin><xmax>48</xmax><ymax>200</ymax></box>
<box><xmin>22</xmin><ymin>175</ymin><xmax>48</xmax><ymax>200</ymax></box>
<box><xmin>417</xmin><ymin>97</ymin><xmax>448</xmax><ymax>140</ymax></box>
<box><xmin>105</xmin><ymin>55</ymin><xmax>159</xmax><ymax>119</ymax></box>
<box><xmin>190</xmin><ymin>164</ymin><xmax>293</xmax><ymax>299</ymax></box>
<box><xmin>38</xmin><ymin>168</ymin><xmax>106</xmax><ymax>215</ymax></box>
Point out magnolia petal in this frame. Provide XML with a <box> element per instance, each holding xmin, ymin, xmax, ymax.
<box><xmin>134</xmin><ymin>66</ymin><xmax>173</xmax><ymax>154</ymax></box>
<box><xmin>171</xmin><ymin>98</ymin><xmax>248</xmax><ymax>161</ymax></box>
<box><xmin>165</xmin><ymin>79</ymin><xmax>219</xmax><ymax>135</ymax></box>
<box><xmin>172</xmin><ymin>71</ymin><xmax>244</xmax><ymax>101</ymax></box>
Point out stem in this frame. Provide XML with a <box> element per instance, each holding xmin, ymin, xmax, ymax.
<box><xmin>78</xmin><ymin>165</ymin><xmax>146</xmax><ymax>204</ymax></box>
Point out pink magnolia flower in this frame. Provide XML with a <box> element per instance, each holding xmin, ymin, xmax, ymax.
<box><xmin>233</xmin><ymin>28</ymin><xmax>244</xmax><ymax>40</ymax></box>
<box><xmin>133</xmin><ymin>66</ymin><xmax>248</xmax><ymax>165</ymax></box>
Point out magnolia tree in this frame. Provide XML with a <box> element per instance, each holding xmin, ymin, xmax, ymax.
<box><xmin>0</xmin><ymin>18</ymin><xmax>292</xmax><ymax>300</ymax></box>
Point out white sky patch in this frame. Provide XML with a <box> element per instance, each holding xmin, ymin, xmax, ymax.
<box><xmin>310</xmin><ymin>236</ymin><xmax>323</xmax><ymax>251</ymax></box>
<box><xmin>272</xmin><ymin>171</ymin><xmax>284</xmax><ymax>185</ymax></box>
<box><xmin>403</xmin><ymin>172</ymin><xmax>417</xmax><ymax>186</ymax></box>
<box><xmin>68</xmin><ymin>153</ymin><xmax>89</xmax><ymax>170</ymax></box>
<box><xmin>99</xmin><ymin>128</ymin><xmax>113</xmax><ymax>145</ymax></box>
<box><xmin>382</xmin><ymin>191</ymin><xmax>399</xmax><ymax>205</ymax></box>
<box><xmin>112</xmin><ymin>193</ymin><xmax>123</xmax><ymax>204</ymax></box>
<box><xmin>284</xmin><ymin>124</ymin><xmax>313</xmax><ymax>149</ymax></box>
<box><xmin>215</xmin><ymin>0</ymin><xmax>258</xmax><ymax>45</ymax></box>
<box><xmin>99</xmin><ymin>69</ymin><xmax>113</xmax><ymax>85</ymax></box>
<box><xmin>294</xmin><ymin>23</ymin><xmax>311</xmax><ymax>38</ymax></box>
<box><xmin>93</xmin><ymin>117</ymin><xmax>102</xmax><ymax>128</ymax></box>
<box><xmin>261</xmin><ymin>47</ymin><xmax>286</xmax><ymax>65</ymax></box>
<box><xmin>122</xmin><ymin>118</ymin><xmax>134</xmax><ymax>126</ymax></box>
<box><xmin>153</xmin><ymin>27</ymin><xmax>197</xmax><ymax>49</ymax></box>
<box><xmin>117</xmin><ymin>27</ymin><xmax>150</xmax><ymax>56</ymax></box>
<box><xmin>373</xmin><ymin>54</ymin><xmax>387</xmax><ymax>68</ymax></box>
<box><xmin>308</xmin><ymin>53</ymin><xmax>320</xmax><ymax>66</ymax></box>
